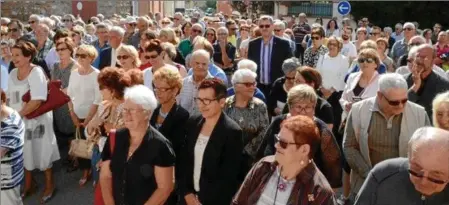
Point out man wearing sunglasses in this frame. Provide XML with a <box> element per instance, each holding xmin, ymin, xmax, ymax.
<box><xmin>343</xmin><ymin>73</ymin><xmax>430</xmax><ymax>202</ymax></box>
<box><xmin>355</xmin><ymin>127</ymin><xmax>449</xmax><ymax>205</ymax></box>
<box><xmin>390</xmin><ymin>22</ymin><xmax>416</xmax><ymax>64</ymax></box>
<box><xmin>6</xmin><ymin>19</ymin><xmax>24</xmax><ymax>41</ymax></box>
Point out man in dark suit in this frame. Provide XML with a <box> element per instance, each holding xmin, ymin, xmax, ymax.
<box><xmin>406</xmin><ymin>44</ymin><xmax>449</xmax><ymax>122</ymax></box>
<box><xmin>98</xmin><ymin>26</ymin><xmax>124</xmax><ymax>70</ymax></box>
<box><xmin>247</xmin><ymin>15</ymin><xmax>293</xmax><ymax>99</ymax></box>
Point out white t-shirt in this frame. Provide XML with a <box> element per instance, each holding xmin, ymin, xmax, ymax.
<box><xmin>143</xmin><ymin>65</ymin><xmax>179</xmax><ymax>91</ymax></box>
<box><xmin>110</xmin><ymin>48</ymin><xmax>117</xmax><ymax>67</ymax></box>
<box><xmin>1</xmin><ymin>65</ymin><xmax>8</xmax><ymax>91</ymax></box>
<box><xmin>67</xmin><ymin>69</ymin><xmax>102</xmax><ymax>118</ymax></box>
<box><xmin>341</xmin><ymin>41</ymin><xmax>357</xmax><ymax>59</ymax></box>
<box><xmin>194</xmin><ymin>134</ymin><xmax>209</xmax><ymax>192</ymax></box>
<box><xmin>240</xmin><ymin>38</ymin><xmax>251</xmax><ymax>50</ymax></box>
<box><xmin>316</xmin><ymin>53</ymin><xmax>349</xmax><ymax>91</ymax></box>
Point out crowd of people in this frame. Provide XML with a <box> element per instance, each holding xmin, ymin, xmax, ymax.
<box><xmin>1</xmin><ymin>9</ymin><xmax>449</xmax><ymax>205</ymax></box>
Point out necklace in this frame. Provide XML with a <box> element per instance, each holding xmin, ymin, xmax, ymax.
<box><xmin>159</xmin><ymin>109</ymin><xmax>168</xmax><ymax>119</ymax></box>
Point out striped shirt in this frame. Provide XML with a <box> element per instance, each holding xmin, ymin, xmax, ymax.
<box><xmin>177</xmin><ymin>74</ymin><xmax>213</xmax><ymax>115</ymax></box>
<box><xmin>1</xmin><ymin>110</ymin><xmax>25</xmax><ymax>190</ymax></box>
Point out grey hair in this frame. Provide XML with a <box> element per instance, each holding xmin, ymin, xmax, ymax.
<box><xmin>29</xmin><ymin>14</ymin><xmax>42</xmax><ymax>22</ymax></box>
<box><xmin>408</xmin><ymin>46</ymin><xmax>419</xmax><ymax>58</ymax></box>
<box><xmin>378</xmin><ymin>73</ymin><xmax>408</xmax><ymax>93</ymax></box>
<box><xmin>395</xmin><ymin>23</ymin><xmax>403</xmax><ymax>29</ymax></box>
<box><xmin>110</xmin><ymin>26</ymin><xmax>125</xmax><ymax>37</ymax></box>
<box><xmin>432</xmin><ymin>91</ymin><xmax>449</xmax><ymax>128</ymax></box>
<box><xmin>408</xmin><ymin>35</ymin><xmax>426</xmax><ymax>45</ymax></box>
<box><xmin>287</xmin><ymin>84</ymin><xmax>317</xmax><ymax>105</ymax></box>
<box><xmin>231</xmin><ymin>69</ymin><xmax>257</xmax><ymax>85</ymax></box>
<box><xmin>124</xmin><ymin>85</ymin><xmax>158</xmax><ymax>112</ymax></box>
<box><xmin>237</xmin><ymin>59</ymin><xmax>257</xmax><ymax>73</ymax></box>
<box><xmin>273</xmin><ymin>20</ymin><xmax>286</xmax><ymax>29</ymax></box>
<box><xmin>217</xmin><ymin>27</ymin><xmax>229</xmax><ymax>35</ymax></box>
<box><xmin>403</xmin><ymin>22</ymin><xmax>415</xmax><ymax>29</ymax></box>
<box><xmin>415</xmin><ymin>43</ymin><xmax>436</xmax><ymax>58</ymax></box>
<box><xmin>95</xmin><ymin>23</ymin><xmax>111</xmax><ymax>31</ymax></box>
<box><xmin>40</xmin><ymin>17</ymin><xmax>55</xmax><ymax>29</ymax></box>
<box><xmin>408</xmin><ymin>127</ymin><xmax>449</xmax><ymax>157</ymax></box>
<box><xmin>192</xmin><ymin>23</ymin><xmax>204</xmax><ymax>34</ymax></box>
<box><xmin>137</xmin><ymin>16</ymin><xmax>150</xmax><ymax>26</ymax></box>
<box><xmin>259</xmin><ymin>15</ymin><xmax>274</xmax><ymax>24</ymax></box>
<box><xmin>383</xmin><ymin>27</ymin><xmax>392</xmax><ymax>34</ymax></box>
<box><xmin>191</xmin><ymin>49</ymin><xmax>210</xmax><ymax>61</ymax></box>
<box><xmin>282</xmin><ymin>57</ymin><xmax>301</xmax><ymax>74</ymax></box>
<box><xmin>1</xmin><ymin>17</ymin><xmax>11</xmax><ymax>24</ymax></box>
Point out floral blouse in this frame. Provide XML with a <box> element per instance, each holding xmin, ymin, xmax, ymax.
<box><xmin>224</xmin><ymin>96</ymin><xmax>269</xmax><ymax>161</ymax></box>
<box><xmin>304</xmin><ymin>45</ymin><xmax>329</xmax><ymax>68</ymax></box>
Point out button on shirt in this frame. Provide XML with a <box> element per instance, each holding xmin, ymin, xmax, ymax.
<box><xmin>260</xmin><ymin>37</ymin><xmax>273</xmax><ymax>85</ymax></box>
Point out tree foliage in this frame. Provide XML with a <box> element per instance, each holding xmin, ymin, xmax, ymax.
<box><xmin>350</xmin><ymin>1</ymin><xmax>449</xmax><ymax>29</ymax></box>
<box><xmin>206</xmin><ymin>0</ymin><xmax>217</xmax><ymax>9</ymax></box>
<box><xmin>231</xmin><ymin>1</ymin><xmax>274</xmax><ymax>18</ymax></box>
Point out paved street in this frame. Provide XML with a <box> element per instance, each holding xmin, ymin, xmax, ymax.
<box><xmin>23</xmin><ymin>145</ymin><xmax>94</xmax><ymax>205</ymax></box>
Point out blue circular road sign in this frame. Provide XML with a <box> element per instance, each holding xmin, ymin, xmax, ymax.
<box><xmin>337</xmin><ymin>1</ymin><xmax>351</xmax><ymax>15</ymax></box>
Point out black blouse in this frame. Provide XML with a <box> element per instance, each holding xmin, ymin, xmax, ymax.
<box><xmin>102</xmin><ymin>127</ymin><xmax>176</xmax><ymax>205</ymax></box>
<box><xmin>268</xmin><ymin>77</ymin><xmax>288</xmax><ymax>116</ymax></box>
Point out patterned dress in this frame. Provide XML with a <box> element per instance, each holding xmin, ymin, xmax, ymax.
<box><xmin>51</xmin><ymin>61</ymin><xmax>75</xmax><ymax>135</ymax></box>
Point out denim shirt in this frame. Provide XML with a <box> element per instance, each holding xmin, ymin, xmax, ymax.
<box><xmin>92</xmin><ymin>40</ymin><xmax>110</xmax><ymax>69</ymax></box>
<box><xmin>187</xmin><ymin>62</ymin><xmax>228</xmax><ymax>85</ymax></box>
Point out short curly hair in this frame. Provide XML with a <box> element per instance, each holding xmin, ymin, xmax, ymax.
<box><xmin>12</xmin><ymin>41</ymin><xmax>37</xmax><ymax>62</ymax></box>
<box><xmin>97</xmin><ymin>67</ymin><xmax>132</xmax><ymax>99</ymax></box>
<box><xmin>126</xmin><ymin>68</ymin><xmax>144</xmax><ymax>85</ymax></box>
<box><xmin>281</xmin><ymin>115</ymin><xmax>320</xmax><ymax>158</ymax></box>
<box><xmin>153</xmin><ymin>66</ymin><xmax>183</xmax><ymax>95</ymax></box>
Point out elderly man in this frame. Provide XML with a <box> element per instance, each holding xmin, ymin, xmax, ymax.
<box><xmin>383</xmin><ymin>27</ymin><xmax>396</xmax><ymax>51</ymax></box>
<box><xmin>391</xmin><ymin>23</ymin><xmax>404</xmax><ymax>42</ymax></box>
<box><xmin>178</xmin><ymin>23</ymin><xmax>204</xmax><ymax>58</ymax></box>
<box><xmin>273</xmin><ymin>20</ymin><xmax>296</xmax><ymax>54</ymax></box>
<box><xmin>344</xmin><ymin>73</ymin><xmax>430</xmax><ymax>201</ymax></box>
<box><xmin>355</xmin><ymin>127</ymin><xmax>449</xmax><ymax>205</ymax></box>
<box><xmin>7</xmin><ymin>19</ymin><xmax>24</xmax><ymax>41</ymax></box>
<box><xmin>178</xmin><ymin>49</ymin><xmax>213</xmax><ymax>115</ymax></box>
<box><xmin>99</xmin><ymin>26</ymin><xmax>124</xmax><ymax>70</ymax></box>
<box><xmin>172</xmin><ymin>12</ymin><xmax>184</xmax><ymax>28</ymax></box>
<box><xmin>129</xmin><ymin>17</ymin><xmax>150</xmax><ymax>49</ymax></box>
<box><xmin>406</xmin><ymin>44</ymin><xmax>449</xmax><ymax>121</ymax></box>
<box><xmin>92</xmin><ymin>23</ymin><xmax>111</xmax><ymax>69</ymax></box>
<box><xmin>28</xmin><ymin>14</ymin><xmax>42</xmax><ymax>36</ymax></box>
<box><xmin>391</xmin><ymin>22</ymin><xmax>416</xmax><ymax>65</ymax></box>
<box><xmin>35</xmin><ymin>24</ymin><xmax>53</xmax><ymax>64</ymax></box>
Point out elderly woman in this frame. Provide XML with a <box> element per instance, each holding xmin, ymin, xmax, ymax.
<box><xmin>376</xmin><ymin>38</ymin><xmax>395</xmax><ymax>72</ymax></box>
<box><xmin>268</xmin><ymin>57</ymin><xmax>300</xmax><ymax>117</ymax></box>
<box><xmin>283</xmin><ymin>67</ymin><xmax>334</xmax><ymax>127</ymax></box>
<box><xmin>117</xmin><ymin>45</ymin><xmax>141</xmax><ymax>71</ymax></box>
<box><xmin>35</xmin><ymin>23</ymin><xmax>53</xmax><ymax>65</ymax></box>
<box><xmin>433</xmin><ymin>91</ymin><xmax>449</xmax><ymax>130</ymax></box>
<box><xmin>44</xmin><ymin>29</ymin><xmax>70</xmax><ymax>71</ymax></box>
<box><xmin>1</xmin><ymin>89</ymin><xmax>25</xmax><ymax>205</ymax></box>
<box><xmin>224</xmin><ymin>69</ymin><xmax>269</xmax><ymax>181</ymax></box>
<box><xmin>67</xmin><ymin>44</ymin><xmax>101</xmax><ymax>186</ymax></box>
<box><xmin>214</xmin><ymin>27</ymin><xmax>236</xmax><ymax>86</ymax></box>
<box><xmin>100</xmin><ymin>85</ymin><xmax>175</xmax><ymax>205</ymax></box>
<box><xmin>257</xmin><ymin>84</ymin><xmax>342</xmax><ymax>188</ymax></box>
<box><xmin>345</xmin><ymin>40</ymin><xmax>387</xmax><ymax>82</ymax></box>
<box><xmin>161</xmin><ymin>42</ymin><xmax>187</xmax><ymax>77</ymax></box>
<box><xmin>227</xmin><ymin>59</ymin><xmax>266</xmax><ymax>102</ymax></box>
<box><xmin>304</xmin><ymin>26</ymin><xmax>329</xmax><ymax>68</ymax></box>
<box><xmin>7</xmin><ymin>42</ymin><xmax>60</xmax><ymax>203</ymax></box>
<box><xmin>180</xmin><ymin>78</ymin><xmax>243</xmax><ymax>205</ymax></box>
<box><xmin>0</xmin><ymin>39</ymin><xmax>12</xmax><ymax>68</ymax></box>
<box><xmin>233</xmin><ymin>115</ymin><xmax>337</xmax><ymax>205</ymax></box>
<box><xmin>354</xmin><ymin>27</ymin><xmax>367</xmax><ymax>52</ymax></box>
<box><xmin>204</xmin><ymin>27</ymin><xmax>217</xmax><ymax>44</ymax></box>
<box><xmin>159</xmin><ymin>28</ymin><xmax>180</xmax><ymax>46</ymax></box>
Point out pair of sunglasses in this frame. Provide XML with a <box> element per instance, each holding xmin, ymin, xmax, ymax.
<box><xmin>357</xmin><ymin>58</ymin><xmax>375</xmax><ymax>64</ymax></box>
<box><xmin>117</xmin><ymin>55</ymin><xmax>130</xmax><ymax>60</ymax></box>
<box><xmin>382</xmin><ymin>93</ymin><xmax>407</xmax><ymax>106</ymax></box>
<box><xmin>409</xmin><ymin>169</ymin><xmax>447</xmax><ymax>185</ymax></box>
<box><xmin>275</xmin><ymin>134</ymin><xmax>301</xmax><ymax>149</ymax></box>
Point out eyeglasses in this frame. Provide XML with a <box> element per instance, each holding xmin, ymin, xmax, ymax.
<box><xmin>192</xmin><ymin>29</ymin><xmax>202</xmax><ymax>33</ymax></box>
<box><xmin>404</xmin><ymin>28</ymin><xmax>414</xmax><ymax>31</ymax></box>
<box><xmin>174</xmin><ymin>18</ymin><xmax>180</xmax><ymax>21</ymax></box>
<box><xmin>144</xmin><ymin>54</ymin><xmax>159</xmax><ymax>59</ymax></box>
<box><xmin>289</xmin><ymin>104</ymin><xmax>314</xmax><ymax>113</ymax></box>
<box><xmin>408</xmin><ymin>169</ymin><xmax>447</xmax><ymax>185</ymax></box>
<box><xmin>285</xmin><ymin>76</ymin><xmax>295</xmax><ymax>81</ymax></box>
<box><xmin>128</xmin><ymin>23</ymin><xmax>137</xmax><ymax>27</ymax></box>
<box><xmin>162</xmin><ymin>22</ymin><xmax>171</xmax><ymax>25</ymax></box>
<box><xmin>237</xmin><ymin>82</ymin><xmax>257</xmax><ymax>87</ymax></box>
<box><xmin>274</xmin><ymin>29</ymin><xmax>282</xmax><ymax>32</ymax></box>
<box><xmin>357</xmin><ymin>58</ymin><xmax>375</xmax><ymax>64</ymax></box>
<box><xmin>259</xmin><ymin>24</ymin><xmax>270</xmax><ymax>29</ymax></box>
<box><xmin>1</xmin><ymin>33</ymin><xmax>7</xmax><ymax>37</ymax></box>
<box><xmin>117</xmin><ymin>55</ymin><xmax>130</xmax><ymax>60</ymax></box>
<box><xmin>275</xmin><ymin>134</ymin><xmax>301</xmax><ymax>149</ymax></box>
<box><xmin>218</xmin><ymin>33</ymin><xmax>227</xmax><ymax>36</ymax></box>
<box><xmin>194</xmin><ymin>97</ymin><xmax>217</xmax><ymax>105</ymax></box>
<box><xmin>8</xmin><ymin>28</ymin><xmax>18</xmax><ymax>33</ymax></box>
<box><xmin>71</xmin><ymin>34</ymin><xmax>79</xmax><ymax>38</ymax></box>
<box><xmin>382</xmin><ymin>93</ymin><xmax>407</xmax><ymax>106</ymax></box>
<box><xmin>62</xmin><ymin>19</ymin><xmax>72</xmax><ymax>23</ymax></box>
<box><xmin>154</xmin><ymin>86</ymin><xmax>173</xmax><ymax>92</ymax></box>
<box><xmin>409</xmin><ymin>42</ymin><xmax>422</xmax><ymax>47</ymax></box>
<box><xmin>230</xmin><ymin>28</ymin><xmax>238</xmax><ymax>31</ymax></box>
<box><xmin>122</xmin><ymin>108</ymin><xmax>145</xmax><ymax>115</ymax></box>
<box><xmin>75</xmin><ymin>53</ymin><xmax>88</xmax><ymax>59</ymax></box>
<box><xmin>28</xmin><ymin>21</ymin><xmax>35</xmax><ymax>24</ymax></box>
<box><xmin>56</xmin><ymin>47</ymin><xmax>68</xmax><ymax>52</ymax></box>
<box><xmin>328</xmin><ymin>43</ymin><xmax>338</xmax><ymax>47</ymax></box>
<box><xmin>370</xmin><ymin>32</ymin><xmax>380</xmax><ymax>36</ymax></box>
<box><xmin>311</xmin><ymin>36</ymin><xmax>321</xmax><ymax>40</ymax></box>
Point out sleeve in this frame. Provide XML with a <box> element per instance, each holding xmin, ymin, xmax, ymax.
<box><xmin>101</xmin><ymin>137</ymin><xmax>112</xmax><ymax>161</ymax></box>
<box><xmin>153</xmin><ymin>138</ymin><xmax>176</xmax><ymax>167</ymax></box>
<box><xmin>93</xmin><ymin>73</ymin><xmax>102</xmax><ymax>105</ymax></box>
<box><xmin>67</xmin><ymin>71</ymin><xmax>75</xmax><ymax>99</ymax></box>
<box><xmin>318</xmin><ymin>101</ymin><xmax>334</xmax><ymax>125</ymax></box>
<box><xmin>353</xmin><ymin>172</ymin><xmax>378</xmax><ymax>205</ymax></box>
<box><xmin>216</xmin><ymin>71</ymin><xmax>228</xmax><ymax>85</ymax></box>
<box><xmin>339</xmin><ymin>78</ymin><xmax>351</xmax><ymax>110</ymax></box>
<box><xmin>28</xmin><ymin>67</ymin><xmax>48</xmax><ymax>101</ymax></box>
<box><xmin>319</xmin><ymin>126</ymin><xmax>343</xmax><ymax>188</ymax></box>
<box><xmin>267</xmin><ymin>82</ymin><xmax>279</xmax><ymax>116</ymax></box>
<box><xmin>228</xmin><ymin>45</ymin><xmax>236</xmax><ymax>62</ymax></box>
<box><xmin>0</xmin><ymin>124</ymin><xmax>22</xmax><ymax>150</ymax></box>
<box><xmin>424</xmin><ymin>113</ymin><xmax>431</xmax><ymax>126</ymax></box>
<box><xmin>247</xmin><ymin>103</ymin><xmax>269</xmax><ymax>159</ymax></box>
<box><xmin>343</xmin><ymin>111</ymin><xmax>372</xmax><ymax>178</ymax></box>
<box><xmin>407</xmin><ymin>88</ymin><xmax>420</xmax><ymax>103</ymax></box>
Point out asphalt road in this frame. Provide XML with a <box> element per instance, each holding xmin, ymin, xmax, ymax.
<box><xmin>23</xmin><ymin>145</ymin><xmax>94</xmax><ymax>205</ymax></box>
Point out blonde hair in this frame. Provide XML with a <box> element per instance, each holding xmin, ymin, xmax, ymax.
<box><xmin>359</xmin><ymin>39</ymin><xmax>377</xmax><ymax>50</ymax></box>
<box><xmin>433</xmin><ymin>91</ymin><xmax>449</xmax><ymax>128</ymax></box>
<box><xmin>76</xmin><ymin>44</ymin><xmax>98</xmax><ymax>61</ymax></box>
<box><xmin>117</xmin><ymin>45</ymin><xmax>141</xmax><ymax>68</ymax></box>
<box><xmin>153</xmin><ymin>66</ymin><xmax>183</xmax><ymax>95</ymax></box>
<box><xmin>161</xmin><ymin>42</ymin><xmax>177</xmax><ymax>60</ymax></box>
<box><xmin>359</xmin><ymin>48</ymin><xmax>381</xmax><ymax>66</ymax></box>
<box><xmin>287</xmin><ymin>84</ymin><xmax>317</xmax><ymax>106</ymax></box>
<box><xmin>159</xmin><ymin>28</ymin><xmax>179</xmax><ymax>45</ymax></box>
<box><xmin>327</xmin><ymin>36</ymin><xmax>343</xmax><ymax>52</ymax></box>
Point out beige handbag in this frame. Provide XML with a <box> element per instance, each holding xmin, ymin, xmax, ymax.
<box><xmin>69</xmin><ymin>128</ymin><xmax>95</xmax><ymax>159</ymax></box>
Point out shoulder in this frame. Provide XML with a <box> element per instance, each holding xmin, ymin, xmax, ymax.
<box><xmin>249</xmin><ymin>37</ymin><xmax>262</xmax><ymax>45</ymax></box>
<box><xmin>274</xmin><ymin>36</ymin><xmax>290</xmax><ymax>45</ymax></box>
<box><xmin>30</xmin><ymin>66</ymin><xmax>45</xmax><ymax>76</ymax></box>
<box><xmin>370</xmin><ymin>158</ymin><xmax>409</xmax><ymax>181</ymax></box>
<box><xmin>223</xmin><ymin>113</ymin><xmax>242</xmax><ymax>131</ymax></box>
<box><xmin>347</xmin><ymin>72</ymin><xmax>361</xmax><ymax>82</ymax></box>
<box><xmin>174</xmin><ymin>104</ymin><xmax>190</xmax><ymax>118</ymax></box>
<box><xmin>252</xmin><ymin>97</ymin><xmax>266</xmax><ymax>107</ymax></box>
<box><xmin>272</xmin><ymin>77</ymin><xmax>285</xmax><ymax>86</ymax></box>
<box><xmin>318</xmin><ymin>97</ymin><xmax>331</xmax><ymax>108</ymax></box>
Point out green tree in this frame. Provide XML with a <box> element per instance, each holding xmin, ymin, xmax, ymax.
<box><xmin>206</xmin><ymin>0</ymin><xmax>217</xmax><ymax>9</ymax></box>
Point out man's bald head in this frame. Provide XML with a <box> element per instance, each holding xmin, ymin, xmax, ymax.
<box><xmin>408</xmin><ymin>127</ymin><xmax>449</xmax><ymax>158</ymax></box>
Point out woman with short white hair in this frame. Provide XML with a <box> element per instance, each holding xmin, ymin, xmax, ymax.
<box><xmin>224</xmin><ymin>69</ymin><xmax>269</xmax><ymax>181</ymax></box>
<box><xmin>100</xmin><ymin>85</ymin><xmax>175</xmax><ymax>205</ymax></box>
<box><xmin>227</xmin><ymin>59</ymin><xmax>265</xmax><ymax>101</ymax></box>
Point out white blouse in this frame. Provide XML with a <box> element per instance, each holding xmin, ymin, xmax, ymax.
<box><xmin>257</xmin><ymin>167</ymin><xmax>295</xmax><ymax>205</ymax></box>
<box><xmin>316</xmin><ymin>53</ymin><xmax>350</xmax><ymax>91</ymax></box>
<box><xmin>194</xmin><ymin>134</ymin><xmax>210</xmax><ymax>192</ymax></box>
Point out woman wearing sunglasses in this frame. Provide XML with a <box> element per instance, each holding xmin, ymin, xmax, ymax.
<box><xmin>67</xmin><ymin>44</ymin><xmax>101</xmax><ymax>186</ymax></box>
<box><xmin>224</xmin><ymin>69</ymin><xmax>269</xmax><ymax>182</ymax></box>
<box><xmin>116</xmin><ymin>45</ymin><xmax>140</xmax><ymax>71</ymax></box>
<box><xmin>204</xmin><ymin>27</ymin><xmax>217</xmax><ymax>44</ymax></box>
<box><xmin>257</xmin><ymin>84</ymin><xmax>342</xmax><ymax>190</ymax></box>
<box><xmin>233</xmin><ymin>115</ymin><xmax>337</xmax><ymax>205</ymax></box>
<box><xmin>303</xmin><ymin>27</ymin><xmax>328</xmax><ymax>68</ymax></box>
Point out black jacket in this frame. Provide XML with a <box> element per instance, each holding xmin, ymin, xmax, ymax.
<box><xmin>179</xmin><ymin>112</ymin><xmax>243</xmax><ymax>205</ymax></box>
<box><xmin>98</xmin><ymin>47</ymin><xmax>121</xmax><ymax>70</ymax></box>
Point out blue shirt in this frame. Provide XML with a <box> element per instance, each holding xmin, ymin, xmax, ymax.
<box><xmin>344</xmin><ymin>63</ymin><xmax>387</xmax><ymax>83</ymax></box>
<box><xmin>227</xmin><ymin>87</ymin><xmax>266</xmax><ymax>103</ymax></box>
<box><xmin>91</xmin><ymin>40</ymin><xmax>110</xmax><ymax>69</ymax></box>
<box><xmin>260</xmin><ymin>37</ymin><xmax>274</xmax><ymax>84</ymax></box>
<box><xmin>187</xmin><ymin>62</ymin><xmax>228</xmax><ymax>85</ymax></box>
<box><xmin>1</xmin><ymin>110</ymin><xmax>25</xmax><ymax>190</ymax></box>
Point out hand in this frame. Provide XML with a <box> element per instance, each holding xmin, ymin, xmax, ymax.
<box><xmin>411</xmin><ymin>63</ymin><xmax>423</xmax><ymax>93</ymax></box>
<box><xmin>345</xmin><ymin>102</ymin><xmax>353</xmax><ymax>112</ymax></box>
<box><xmin>274</xmin><ymin>108</ymin><xmax>281</xmax><ymax>115</ymax></box>
<box><xmin>185</xmin><ymin>194</ymin><xmax>201</xmax><ymax>205</ymax></box>
<box><xmin>71</xmin><ymin>112</ymin><xmax>81</xmax><ymax>127</ymax></box>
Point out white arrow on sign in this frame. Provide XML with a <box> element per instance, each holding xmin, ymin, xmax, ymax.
<box><xmin>339</xmin><ymin>4</ymin><xmax>349</xmax><ymax>12</ymax></box>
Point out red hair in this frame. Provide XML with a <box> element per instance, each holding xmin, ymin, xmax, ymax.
<box><xmin>281</xmin><ymin>115</ymin><xmax>320</xmax><ymax>158</ymax></box>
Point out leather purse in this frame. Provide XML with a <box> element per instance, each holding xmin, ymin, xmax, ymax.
<box><xmin>69</xmin><ymin>128</ymin><xmax>95</xmax><ymax>159</ymax></box>
<box><xmin>22</xmin><ymin>80</ymin><xmax>70</xmax><ymax>119</ymax></box>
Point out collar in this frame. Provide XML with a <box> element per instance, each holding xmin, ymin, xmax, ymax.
<box><xmin>225</xmin><ymin>95</ymin><xmax>256</xmax><ymax>109</ymax></box>
<box><xmin>261</xmin><ymin>36</ymin><xmax>274</xmax><ymax>45</ymax></box>
<box><xmin>188</xmin><ymin>72</ymin><xmax>213</xmax><ymax>83</ymax></box>
<box><xmin>266</xmin><ymin>157</ymin><xmax>317</xmax><ymax>185</ymax></box>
